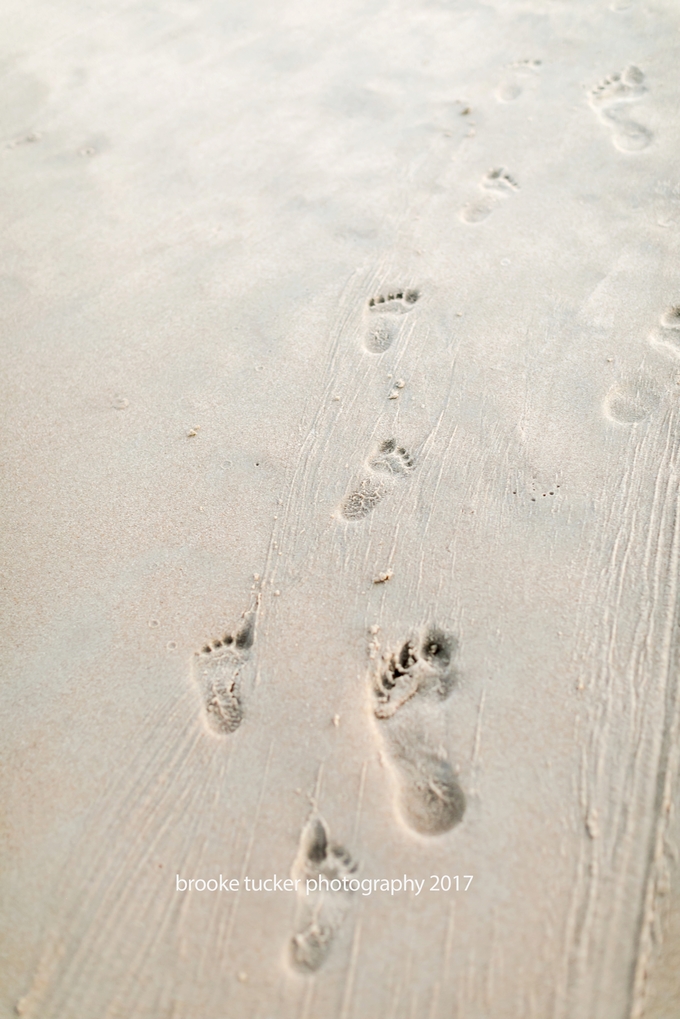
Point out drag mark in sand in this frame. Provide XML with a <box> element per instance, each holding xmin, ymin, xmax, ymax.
<box><xmin>460</xmin><ymin>168</ymin><xmax>518</xmax><ymax>224</ymax></box>
<box><xmin>340</xmin><ymin>439</ymin><xmax>414</xmax><ymax>521</ymax></box>
<box><xmin>364</xmin><ymin>288</ymin><xmax>419</xmax><ymax>353</ymax></box>
<box><xmin>589</xmin><ymin>66</ymin><xmax>652</xmax><ymax>152</ymax></box>
<box><xmin>371</xmin><ymin>627</ymin><xmax>466</xmax><ymax>835</ymax></box>
<box><xmin>192</xmin><ymin>606</ymin><xmax>257</xmax><ymax>736</ymax></box>
<box><xmin>288</xmin><ymin>814</ymin><xmax>357</xmax><ymax>973</ymax></box>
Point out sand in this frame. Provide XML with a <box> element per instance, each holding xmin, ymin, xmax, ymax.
<box><xmin>2</xmin><ymin>0</ymin><xmax>680</xmax><ymax>1016</ymax></box>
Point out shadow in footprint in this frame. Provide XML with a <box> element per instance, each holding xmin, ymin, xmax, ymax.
<box><xmin>192</xmin><ymin>607</ymin><xmax>257</xmax><ymax>736</ymax></box>
<box><xmin>364</xmin><ymin>288</ymin><xmax>419</xmax><ymax>353</ymax></box>
<box><xmin>371</xmin><ymin>627</ymin><xmax>465</xmax><ymax>835</ymax></box>
<box><xmin>589</xmin><ymin>65</ymin><xmax>652</xmax><ymax>152</ymax></box>
<box><xmin>288</xmin><ymin>814</ymin><xmax>357</xmax><ymax>973</ymax></box>
<box><xmin>340</xmin><ymin>439</ymin><xmax>414</xmax><ymax>521</ymax></box>
<box><xmin>460</xmin><ymin>168</ymin><xmax>518</xmax><ymax>224</ymax></box>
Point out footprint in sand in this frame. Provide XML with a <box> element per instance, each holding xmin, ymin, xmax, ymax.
<box><xmin>371</xmin><ymin>626</ymin><xmax>466</xmax><ymax>836</ymax></box>
<box><xmin>364</xmin><ymin>288</ymin><xmax>419</xmax><ymax>354</ymax></box>
<box><xmin>460</xmin><ymin>168</ymin><xmax>519</xmax><ymax>224</ymax></box>
<box><xmin>648</xmin><ymin>305</ymin><xmax>680</xmax><ymax>360</ymax></box>
<box><xmin>192</xmin><ymin>605</ymin><xmax>257</xmax><ymax>736</ymax></box>
<box><xmin>288</xmin><ymin>813</ymin><xmax>357</xmax><ymax>972</ymax></box>
<box><xmin>603</xmin><ymin>375</ymin><xmax>661</xmax><ymax>424</ymax></box>
<box><xmin>589</xmin><ymin>65</ymin><xmax>652</xmax><ymax>152</ymax></box>
<box><xmin>340</xmin><ymin>439</ymin><xmax>414</xmax><ymax>521</ymax></box>
<box><xmin>495</xmin><ymin>59</ymin><xmax>541</xmax><ymax>103</ymax></box>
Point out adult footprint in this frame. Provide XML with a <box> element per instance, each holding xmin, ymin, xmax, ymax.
<box><xmin>340</xmin><ymin>439</ymin><xmax>414</xmax><ymax>521</ymax></box>
<box><xmin>192</xmin><ymin>608</ymin><xmax>256</xmax><ymax>736</ymax></box>
<box><xmin>495</xmin><ymin>59</ymin><xmax>541</xmax><ymax>102</ymax></box>
<box><xmin>460</xmin><ymin>168</ymin><xmax>519</xmax><ymax>224</ymax></box>
<box><xmin>603</xmin><ymin>376</ymin><xmax>660</xmax><ymax>424</ymax></box>
<box><xmin>289</xmin><ymin>814</ymin><xmax>357</xmax><ymax>973</ymax></box>
<box><xmin>364</xmin><ymin>288</ymin><xmax>419</xmax><ymax>354</ymax></box>
<box><xmin>371</xmin><ymin>627</ymin><xmax>465</xmax><ymax>835</ymax></box>
<box><xmin>589</xmin><ymin>65</ymin><xmax>652</xmax><ymax>152</ymax></box>
<box><xmin>648</xmin><ymin>305</ymin><xmax>680</xmax><ymax>359</ymax></box>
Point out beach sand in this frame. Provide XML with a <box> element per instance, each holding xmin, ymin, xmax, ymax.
<box><xmin>2</xmin><ymin>1</ymin><xmax>680</xmax><ymax>1016</ymax></box>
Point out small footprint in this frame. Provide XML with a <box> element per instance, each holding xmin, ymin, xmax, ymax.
<box><xmin>495</xmin><ymin>59</ymin><xmax>541</xmax><ymax>103</ymax></box>
<box><xmin>289</xmin><ymin>814</ymin><xmax>357</xmax><ymax>973</ymax></box>
<box><xmin>649</xmin><ymin>305</ymin><xmax>680</xmax><ymax>359</ymax></box>
<box><xmin>460</xmin><ymin>168</ymin><xmax>519</xmax><ymax>224</ymax></box>
<box><xmin>340</xmin><ymin>439</ymin><xmax>414</xmax><ymax>521</ymax></box>
<box><xmin>603</xmin><ymin>376</ymin><xmax>660</xmax><ymax>424</ymax></box>
<box><xmin>192</xmin><ymin>608</ymin><xmax>256</xmax><ymax>736</ymax></box>
<box><xmin>589</xmin><ymin>66</ymin><xmax>652</xmax><ymax>152</ymax></box>
<box><xmin>364</xmin><ymin>288</ymin><xmax>419</xmax><ymax>354</ymax></box>
<box><xmin>371</xmin><ymin>627</ymin><xmax>465</xmax><ymax>835</ymax></box>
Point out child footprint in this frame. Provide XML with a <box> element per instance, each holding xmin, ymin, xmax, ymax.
<box><xmin>460</xmin><ymin>168</ymin><xmax>519</xmax><ymax>224</ymax></box>
<box><xmin>588</xmin><ymin>66</ymin><xmax>652</xmax><ymax>152</ymax></box>
<box><xmin>192</xmin><ymin>606</ymin><xmax>257</xmax><ymax>736</ymax></box>
<box><xmin>364</xmin><ymin>288</ymin><xmax>419</xmax><ymax>354</ymax></box>
<box><xmin>289</xmin><ymin>814</ymin><xmax>357</xmax><ymax>973</ymax></box>
<box><xmin>649</xmin><ymin>305</ymin><xmax>680</xmax><ymax>359</ymax></box>
<box><xmin>371</xmin><ymin>627</ymin><xmax>465</xmax><ymax>835</ymax></box>
<box><xmin>495</xmin><ymin>59</ymin><xmax>541</xmax><ymax>102</ymax></box>
<box><xmin>340</xmin><ymin>439</ymin><xmax>414</xmax><ymax>521</ymax></box>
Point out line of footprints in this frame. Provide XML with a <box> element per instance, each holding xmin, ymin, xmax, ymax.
<box><xmin>193</xmin><ymin>605</ymin><xmax>465</xmax><ymax>974</ymax></box>
<box><xmin>187</xmin><ymin>58</ymin><xmax>657</xmax><ymax>976</ymax></box>
<box><xmin>191</xmin><ymin>285</ymin><xmax>467</xmax><ymax>974</ymax></box>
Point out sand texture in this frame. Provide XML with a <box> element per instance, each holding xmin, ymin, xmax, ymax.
<box><xmin>2</xmin><ymin>0</ymin><xmax>680</xmax><ymax>1016</ymax></box>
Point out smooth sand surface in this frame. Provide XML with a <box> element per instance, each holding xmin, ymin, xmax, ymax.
<box><xmin>2</xmin><ymin>1</ymin><xmax>680</xmax><ymax>1016</ymax></box>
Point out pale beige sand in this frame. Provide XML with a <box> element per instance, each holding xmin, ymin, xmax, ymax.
<box><xmin>2</xmin><ymin>1</ymin><xmax>680</xmax><ymax>1017</ymax></box>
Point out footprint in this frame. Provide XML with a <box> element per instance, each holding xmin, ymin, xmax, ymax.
<box><xmin>460</xmin><ymin>168</ymin><xmax>519</xmax><ymax>224</ymax></box>
<box><xmin>589</xmin><ymin>66</ymin><xmax>652</xmax><ymax>152</ymax></box>
<box><xmin>289</xmin><ymin>814</ymin><xmax>357</xmax><ymax>973</ymax></box>
<box><xmin>364</xmin><ymin>288</ymin><xmax>419</xmax><ymax>354</ymax></box>
<box><xmin>603</xmin><ymin>376</ymin><xmax>660</xmax><ymax>424</ymax></box>
<box><xmin>191</xmin><ymin>608</ymin><xmax>256</xmax><ymax>736</ymax></box>
<box><xmin>495</xmin><ymin>59</ymin><xmax>541</xmax><ymax>102</ymax></box>
<box><xmin>649</xmin><ymin>305</ymin><xmax>680</xmax><ymax>359</ymax></box>
<box><xmin>340</xmin><ymin>439</ymin><xmax>414</xmax><ymax>521</ymax></box>
<box><xmin>371</xmin><ymin>627</ymin><xmax>465</xmax><ymax>835</ymax></box>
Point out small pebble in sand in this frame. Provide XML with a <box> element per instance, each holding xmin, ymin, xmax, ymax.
<box><xmin>112</xmin><ymin>396</ymin><xmax>129</xmax><ymax>409</ymax></box>
<box><xmin>332</xmin><ymin>714</ymin><xmax>340</xmax><ymax>727</ymax></box>
<box><xmin>373</xmin><ymin>571</ymin><xmax>393</xmax><ymax>584</ymax></box>
<box><xmin>187</xmin><ymin>427</ymin><xmax>199</xmax><ymax>437</ymax></box>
